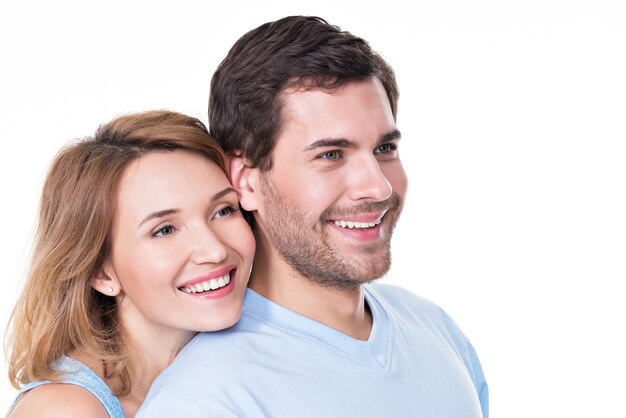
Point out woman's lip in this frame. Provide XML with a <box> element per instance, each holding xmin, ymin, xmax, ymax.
<box><xmin>181</xmin><ymin>274</ymin><xmax>237</xmax><ymax>300</ymax></box>
<box><xmin>177</xmin><ymin>265</ymin><xmax>236</xmax><ymax>288</ymax></box>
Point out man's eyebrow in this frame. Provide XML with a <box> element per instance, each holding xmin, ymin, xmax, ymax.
<box><xmin>303</xmin><ymin>138</ymin><xmax>357</xmax><ymax>152</ymax></box>
<box><xmin>137</xmin><ymin>187</ymin><xmax>237</xmax><ymax>228</ymax></box>
<box><xmin>379</xmin><ymin>129</ymin><xmax>401</xmax><ymax>144</ymax></box>
<box><xmin>303</xmin><ymin>130</ymin><xmax>402</xmax><ymax>152</ymax></box>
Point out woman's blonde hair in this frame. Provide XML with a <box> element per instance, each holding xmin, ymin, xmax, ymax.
<box><xmin>5</xmin><ymin>110</ymin><xmax>227</xmax><ymax>395</ymax></box>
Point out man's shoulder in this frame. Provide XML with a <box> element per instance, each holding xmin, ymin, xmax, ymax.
<box><xmin>366</xmin><ymin>282</ymin><xmax>443</xmax><ymax>314</ymax></box>
<box><xmin>366</xmin><ymin>282</ymin><xmax>465</xmax><ymax>339</ymax></box>
<box><xmin>149</xmin><ymin>319</ymin><xmax>273</xmax><ymax>389</ymax></box>
<box><xmin>168</xmin><ymin>323</ymin><xmax>252</xmax><ymax>359</ymax></box>
<box><xmin>144</xmin><ymin>332</ymin><xmax>251</xmax><ymax>408</ymax></box>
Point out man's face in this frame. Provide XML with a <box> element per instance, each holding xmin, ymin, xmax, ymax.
<box><xmin>252</xmin><ymin>78</ymin><xmax>407</xmax><ymax>289</ymax></box>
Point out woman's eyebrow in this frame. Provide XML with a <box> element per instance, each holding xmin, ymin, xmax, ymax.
<box><xmin>137</xmin><ymin>187</ymin><xmax>237</xmax><ymax>228</ymax></box>
<box><xmin>211</xmin><ymin>187</ymin><xmax>237</xmax><ymax>201</ymax></box>
<box><xmin>138</xmin><ymin>209</ymin><xmax>180</xmax><ymax>228</ymax></box>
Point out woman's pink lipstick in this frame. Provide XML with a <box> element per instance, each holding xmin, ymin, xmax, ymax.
<box><xmin>177</xmin><ymin>265</ymin><xmax>237</xmax><ymax>300</ymax></box>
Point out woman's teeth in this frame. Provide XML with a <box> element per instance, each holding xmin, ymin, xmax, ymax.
<box><xmin>179</xmin><ymin>273</ymin><xmax>231</xmax><ymax>293</ymax></box>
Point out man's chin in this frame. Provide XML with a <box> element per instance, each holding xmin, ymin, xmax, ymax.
<box><xmin>304</xmin><ymin>249</ymin><xmax>392</xmax><ymax>290</ymax></box>
<box><xmin>352</xmin><ymin>254</ymin><xmax>392</xmax><ymax>283</ymax></box>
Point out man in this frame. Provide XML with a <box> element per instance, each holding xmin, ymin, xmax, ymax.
<box><xmin>139</xmin><ymin>16</ymin><xmax>488</xmax><ymax>417</ymax></box>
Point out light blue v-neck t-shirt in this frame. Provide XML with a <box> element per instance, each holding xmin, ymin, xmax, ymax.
<box><xmin>139</xmin><ymin>284</ymin><xmax>488</xmax><ymax>417</ymax></box>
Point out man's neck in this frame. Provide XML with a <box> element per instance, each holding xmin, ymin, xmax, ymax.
<box><xmin>249</xmin><ymin>245</ymin><xmax>373</xmax><ymax>341</ymax></box>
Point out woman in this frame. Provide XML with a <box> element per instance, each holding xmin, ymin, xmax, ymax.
<box><xmin>5</xmin><ymin>110</ymin><xmax>256</xmax><ymax>417</ymax></box>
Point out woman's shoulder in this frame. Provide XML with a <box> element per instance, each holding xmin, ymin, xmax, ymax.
<box><xmin>8</xmin><ymin>383</ymin><xmax>109</xmax><ymax>418</ymax></box>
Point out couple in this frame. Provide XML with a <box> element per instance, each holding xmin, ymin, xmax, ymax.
<box><xmin>6</xmin><ymin>16</ymin><xmax>488</xmax><ymax>418</ymax></box>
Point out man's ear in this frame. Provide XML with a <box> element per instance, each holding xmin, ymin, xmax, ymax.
<box><xmin>91</xmin><ymin>261</ymin><xmax>121</xmax><ymax>297</ymax></box>
<box><xmin>229</xmin><ymin>156</ymin><xmax>260</xmax><ymax>212</ymax></box>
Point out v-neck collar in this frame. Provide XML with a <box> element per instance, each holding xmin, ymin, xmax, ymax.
<box><xmin>241</xmin><ymin>285</ymin><xmax>394</xmax><ymax>370</ymax></box>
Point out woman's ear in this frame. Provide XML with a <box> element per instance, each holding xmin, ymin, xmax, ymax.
<box><xmin>229</xmin><ymin>156</ymin><xmax>260</xmax><ymax>212</ymax></box>
<box><xmin>91</xmin><ymin>262</ymin><xmax>121</xmax><ymax>296</ymax></box>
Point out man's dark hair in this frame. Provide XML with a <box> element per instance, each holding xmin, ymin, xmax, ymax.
<box><xmin>209</xmin><ymin>15</ymin><xmax>398</xmax><ymax>171</ymax></box>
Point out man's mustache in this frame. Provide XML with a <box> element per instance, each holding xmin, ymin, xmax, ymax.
<box><xmin>320</xmin><ymin>193</ymin><xmax>402</xmax><ymax>220</ymax></box>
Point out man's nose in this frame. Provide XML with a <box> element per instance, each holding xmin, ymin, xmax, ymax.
<box><xmin>347</xmin><ymin>156</ymin><xmax>393</xmax><ymax>202</ymax></box>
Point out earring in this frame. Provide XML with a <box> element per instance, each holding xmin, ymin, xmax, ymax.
<box><xmin>107</xmin><ymin>287</ymin><xmax>114</xmax><ymax>293</ymax></box>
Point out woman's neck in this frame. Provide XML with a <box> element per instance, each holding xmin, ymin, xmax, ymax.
<box><xmin>118</xmin><ymin>325</ymin><xmax>195</xmax><ymax>416</ymax></box>
<box><xmin>72</xmin><ymin>326</ymin><xmax>194</xmax><ymax>417</ymax></box>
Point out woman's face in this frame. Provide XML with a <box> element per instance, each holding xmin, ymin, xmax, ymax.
<box><xmin>101</xmin><ymin>150</ymin><xmax>255</xmax><ymax>336</ymax></box>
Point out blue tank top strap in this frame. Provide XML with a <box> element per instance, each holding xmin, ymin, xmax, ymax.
<box><xmin>6</xmin><ymin>356</ymin><xmax>124</xmax><ymax>418</ymax></box>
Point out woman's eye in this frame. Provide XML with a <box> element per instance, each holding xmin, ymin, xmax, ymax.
<box><xmin>214</xmin><ymin>206</ymin><xmax>239</xmax><ymax>219</ymax></box>
<box><xmin>318</xmin><ymin>150</ymin><xmax>341</xmax><ymax>160</ymax></box>
<box><xmin>152</xmin><ymin>225</ymin><xmax>175</xmax><ymax>238</ymax></box>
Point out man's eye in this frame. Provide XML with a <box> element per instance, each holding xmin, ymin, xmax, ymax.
<box><xmin>152</xmin><ymin>224</ymin><xmax>175</xmax><ymax>238</ymax></box>
<box><xmin>375</xmin><ymin>143</ymin><xmax>397</xmax><ymax>154</ymax></box>
<box><xmin>318</xmin><ymin>150</ymin><xmax>341</xmax><ymax>160</ymax></box>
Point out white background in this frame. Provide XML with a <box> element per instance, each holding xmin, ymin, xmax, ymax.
<box><xmin>1</xmin><ymin>1</ymin><xmax>624</xmax><ymax>416</ymax></box>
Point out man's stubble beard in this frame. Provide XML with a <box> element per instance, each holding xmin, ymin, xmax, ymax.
<box><xmin>258</xmin><ymin>173</ymin><xmax>402</xmax><ymax>291</ymax></box>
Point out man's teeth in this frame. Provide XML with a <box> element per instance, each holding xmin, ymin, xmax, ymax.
<box><xmin>333</xmin><ymin>219</ymin><xmax>381</xmax><ymax>229</ymax></box>
<box><xmin>179</xmin><ymin>273</ymin><xmax>231</xmax><ymax>293</ymax></box>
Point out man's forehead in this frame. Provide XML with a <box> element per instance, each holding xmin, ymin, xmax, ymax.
<box><xmin>279</xmin><ymin>77</ymin><xmax>381</xmax><ymax>101</ymax></box>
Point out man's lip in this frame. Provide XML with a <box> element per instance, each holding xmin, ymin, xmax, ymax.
<box><xmin>328</xmin><ymin>211</ymin><xmax>387</xmax><ymax>223</ymax></box>
<box><xmin>177</xmin><ymin>265</ymin><xmax>236</xmax><ymax>288</ymax></box>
